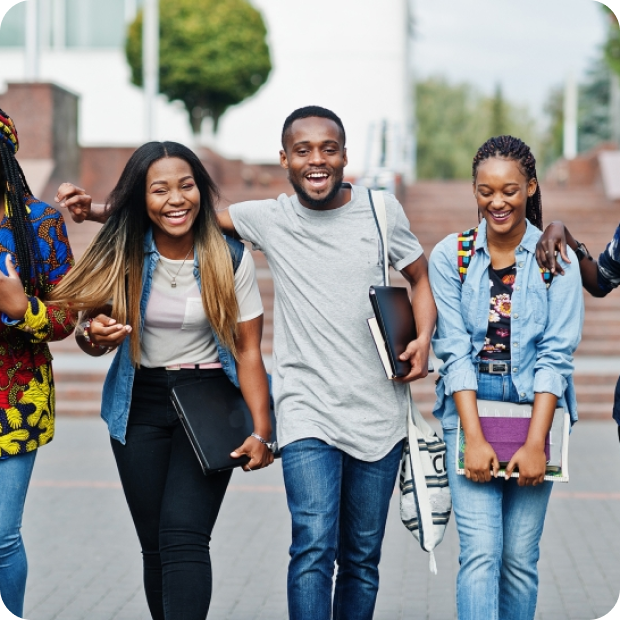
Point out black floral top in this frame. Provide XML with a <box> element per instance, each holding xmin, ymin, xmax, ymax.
<box><xmin>480</xmin><ymin>264</ymin><xmax>516</xmax><ymax>360</ymax></box>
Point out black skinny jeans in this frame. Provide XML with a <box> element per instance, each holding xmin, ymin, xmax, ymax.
<box><xmin>111</xmin><ymin>367</ymin><xmax>232</xmax><ymax>620</ymax></box>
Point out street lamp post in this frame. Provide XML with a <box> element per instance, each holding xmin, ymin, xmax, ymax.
<box><xmin>601</xmin><ymin>2</ymin><xmax>620</xmax><ymax>146</ymax></box>
<box><xmin>143</xmin><ymin>0</ymin><xmax>159</xmax><ymax>141</ymax></box>
<box><xmin>25</xmin><ymin>0</ymin><xmax>40</xmax><ymax>81</ymax></box>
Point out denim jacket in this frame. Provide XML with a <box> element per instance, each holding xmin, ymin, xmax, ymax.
<box><xmin>101</xmin><ymin>228</ymin><xmax>239</xmax><ymax>443</ymax></box>
<box><xmin>429</xmin><ymin>219</ymin><xmax>584</xmax><ymax>430</ymax></box>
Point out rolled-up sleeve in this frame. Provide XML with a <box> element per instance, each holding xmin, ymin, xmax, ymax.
<box><xmin>533</xmin><ymin>249</ymin><xmax>584</xmax><ymax>397</ymax></box>
<box><xmin>429</xmin><ymin>237</ymin><xmax>478</xmax><ymax>395</ymax></box>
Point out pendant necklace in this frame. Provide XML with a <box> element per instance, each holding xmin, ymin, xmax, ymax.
<box><xmin>159</xmin><ymin>245</ymin><xmax>194</xmax><ymax>288</ymax></box>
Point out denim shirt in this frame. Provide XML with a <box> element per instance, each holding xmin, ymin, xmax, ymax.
<box><xmin>100</xmin><ymin>228</ymin><xmax>239</xmax><ymax>443</ymax></box>
<box><xmin>429</xmin><ymin>219</ymin><xmax>584</xmax><ymax>430</ymax></box>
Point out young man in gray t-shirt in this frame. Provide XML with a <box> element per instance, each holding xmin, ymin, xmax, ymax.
<box><xmin>218</xmin><ymin>106</ymin><xmax>436</xmax><ymax>620</ymax></box>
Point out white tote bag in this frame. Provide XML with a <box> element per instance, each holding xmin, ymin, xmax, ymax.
<box><xmin>368</xmin><ymin>190</ymin><xmax>452</xmax><ymax>574</ymax></box>
<box><xmin>399</xmin><ymin>394</ymin><xmax>452</xmax><ymax>574</ymax></box>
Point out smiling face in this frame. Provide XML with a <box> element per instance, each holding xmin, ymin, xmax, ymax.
<box><xmin>145</xmin><ymin>156</ymin><xmax>200</xmax><ymax>257</ymax></box>
<box><xmin>474</xmin><ymin>156</ymin><xmax>537</xmax><ymax>242</ymax></box>
<box><xmin>280</xmin><ymin>116</ymin><xmax>348</xmax><ymax>210</ymax></box>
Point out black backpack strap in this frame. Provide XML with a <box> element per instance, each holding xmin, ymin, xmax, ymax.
<box><xmin>224</xmin><ymin>235</ymin><xmax>244</xmax><ymax>274</ymax></box>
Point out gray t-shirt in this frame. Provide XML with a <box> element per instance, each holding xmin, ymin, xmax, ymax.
<box><xmin>229</xmin><ymin>184</ymin><xmax>424</xmax><ymax>461</ymax></box>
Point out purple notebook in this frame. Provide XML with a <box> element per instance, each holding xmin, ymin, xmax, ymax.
<box><xmin>479</xmin><ymin>418</ymin><xmax>550</xmax><ymax>464</ymax></box>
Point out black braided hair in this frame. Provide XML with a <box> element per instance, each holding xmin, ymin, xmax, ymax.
<box><xmin>472</xmin><ymin>135</ymin><xmax>543</xmax><ymax>230</ymax></box>
<box><xmin>0</xmin><ymin>108</ymin><xmax>44</xmax><ymax>296</ymax></box>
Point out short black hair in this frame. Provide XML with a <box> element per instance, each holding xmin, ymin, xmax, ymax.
<box><xmin>281</xmin><ymin>106</ymin><xmax>346</xmax><ymax>149</ymax></box>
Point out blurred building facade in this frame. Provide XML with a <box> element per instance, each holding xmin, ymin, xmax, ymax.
<box><xmin>0</xmin><ymin>0</ymin><xmax>414</xmax><ymax>177</ymax></box>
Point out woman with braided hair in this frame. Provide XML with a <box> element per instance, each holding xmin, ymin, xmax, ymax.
<box><xmin>429</xmin><ymin>136</ymin><xmax>584</xmax><ymax>619</ymax></box>
<box><xmin>0</xmin><ymin>109</ymin><xmax>74</xmax><ymax>616</ymax></box>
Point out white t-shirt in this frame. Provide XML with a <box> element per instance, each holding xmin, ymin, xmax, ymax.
<box><xmin>140</xmin><ymin>248</ymin><xmax>263</xmax><ymax>368</ymax></box>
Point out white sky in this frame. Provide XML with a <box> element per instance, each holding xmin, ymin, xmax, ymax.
<box><xmin>412</xmin><ymin>0</ymin><xmax>609</xmax><ymax>121</ymax></box>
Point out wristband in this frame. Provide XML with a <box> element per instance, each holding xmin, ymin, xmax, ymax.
<box><xmin>81</xmin><ymin>319</ymin><xmax>110</xmax><ymax>351</ymax></box>
<box><xmin>574</xmin><ymin>240</ymin><xmax>591</xmax><ymax>262</ymax></box>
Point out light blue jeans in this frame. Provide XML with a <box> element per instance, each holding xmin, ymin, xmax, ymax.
<box><xmin>444</xmin><ymin>372</ymin><xmax>553</xmax><ymax>620</ymax></box>
<box><xmin>281</xmin><ymin>438</ymin><xmax>403</xmax><ymax>620</ymax></box>
<box><xmin>0</xmin><ymin>450</ymin><xmax>37</xmax><ymax>618</ymax></box>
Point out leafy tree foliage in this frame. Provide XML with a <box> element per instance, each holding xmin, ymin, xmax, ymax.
<box><xmin>126</xmin><ymin>0</ymin><xmax>272</xmax><ymax>135</ymax></box>
<box><xmin>578</xmin><ymin>55</ymin><xmax>612</xmax><ymax>153</ymax></box>
<box><xmin>415</xmin><ymin>77</ymin><xmax>537</xmax><ymax>180</ymax></box>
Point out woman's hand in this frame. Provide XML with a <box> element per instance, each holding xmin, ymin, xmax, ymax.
<box><xmin>535</xmin><ymin>221</ymin><xmax>571</xmax><ymax>275</ymax></box>
<box><xmin>87</xmin><ymin>315</ymin><xmax>131</xmax><ymax>349</ymax></box>
<box><xmin>505</xmin><ymin>443</ymin><xmax>547</xmax><ymax>486</ymax></box>
<box><xmin>55</xmin><ymin>183</ymin><xmax>93</xmax><ymax>223</ymax></box>
<box><xmin>464</xmin><ymin>436</ymin><xmax>500</xmax><ymax>483</ymax></box>
<box><xmin>231</xmin><ymin>435</ymin><xmax>274</xmax><ymax>471</ymax></box>
<box><xmin>0</xmin><ymin>256</ymin><xmax>28</xmax><ymax>321</ymax></box>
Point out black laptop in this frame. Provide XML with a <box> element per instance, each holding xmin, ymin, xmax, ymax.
<box><xmin>170</xmin><ymin>375</ymin><xmax>278</xmax><ymax>475</ymax></box>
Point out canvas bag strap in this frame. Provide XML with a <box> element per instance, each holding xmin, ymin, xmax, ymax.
<box><xmin>406</xmin><ymin>391</ymin><xmax>438</xmax><ymax>574</ymax></box>
<box><xmin>368</xmin><ymin>189</ymin><xmax>390</xmax><ymax>286</ymax></box>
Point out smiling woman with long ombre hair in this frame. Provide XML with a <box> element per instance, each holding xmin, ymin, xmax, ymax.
<box><xmin>429</xmin><ymin>136</ymin><xmax>584</xmax><ymax>620</ymax></box>
<box><xmin>50</xmin><ymin>141</ymin><xmax>273</xmax><ymax>620</ymax></box>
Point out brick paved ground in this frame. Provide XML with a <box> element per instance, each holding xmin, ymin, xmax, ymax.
<box><xmin>6</xmin><ymin>416</ymin><xmax>618</xmax><ymax>620</ymax></box>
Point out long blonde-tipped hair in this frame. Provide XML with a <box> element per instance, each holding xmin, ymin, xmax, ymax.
<box><xmin>51</xmin><ymin>142</ymin><xmax>239</xmax><ymax>364</ymax></box>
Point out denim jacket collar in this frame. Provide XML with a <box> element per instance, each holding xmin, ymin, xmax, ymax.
<box><xmin>474</xmin><ymin>219</ymin><xmax>539</xmax><ymax>257</ymax></box>
<box><xmin>476</xmin><ymin>220</ymin><xmax>541</xmax><ymax>256</ymax></box>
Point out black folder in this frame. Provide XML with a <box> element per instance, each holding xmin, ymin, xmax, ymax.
<box><xmin>170</xmin><ymin>375</ymin><xmax>277</xmax><ymax>475</ymax></box>
<box><xmin>368</xmin><ymin>286</ymin><xmax>417</xmax><ymax>379</ymax></box>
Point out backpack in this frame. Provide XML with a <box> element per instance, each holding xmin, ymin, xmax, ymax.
<box><xmin>457</xmin><ymin>226</ymin><xmax>553</xmax><ymax>287</ymax></box>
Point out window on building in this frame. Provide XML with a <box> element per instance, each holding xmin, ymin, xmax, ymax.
<box><xmin>66</xmin><ymin>0</ymin><xmax>126</xmax><ymax>48</ymax></box>
<box><xmin>0</xmin><ymin>3</ymin><xmax>26</xmax><ymax>47</ymax></box>
<box><xmin>0</xmin><ymin>0</ymin><xmax>141</xmax><ymax>49</ymax></box>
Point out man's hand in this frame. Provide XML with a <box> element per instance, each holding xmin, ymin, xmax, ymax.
<box><xmin>535</xmin><ymin>221</ymin><xmax>571</xmax><ymax>276</ymax></box>
<box><xmin>55</xmin><ymin>183</ymin><xmax>93</xmax><ymax>223</ymax></box>
<box><xmin>395</xmin><ymin>336</ymin><xmax>430</xmax><ymax>383</ymax></box>
<box><xmin>0</xmin><ymin>256</ymin><xmax>28</xmax><ymax>320</ymax></box>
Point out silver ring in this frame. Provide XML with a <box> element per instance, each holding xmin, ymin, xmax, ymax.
<box><xmin>544</xmin><ymin>250</ymin><xmax>549</xmax><ymax>255</ymax></box>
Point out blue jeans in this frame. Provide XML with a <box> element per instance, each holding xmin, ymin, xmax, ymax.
<box><xmin>281</xmin><ymin>438</ymin><xmax>403</xmax><ymax>620</ymax></box>
<box><xmin>445</xmin><ymin>372</ymin><xmax>553</xmax><ymax>620</ymax></box>
<box><xmin>0</xmin><ymin>450</ymin><xmax>37</xmax><ymax>618</ymax></box>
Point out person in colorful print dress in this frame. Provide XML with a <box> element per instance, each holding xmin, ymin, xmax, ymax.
<box><xmin>429</xmin><ymin>136</ymin><xmax>584</xmax><ymax>620</ymax></box>
<box><xmin>0</xmin><ymin>109</ymin><xmax>74</xmax><ymax>617</ymax></box>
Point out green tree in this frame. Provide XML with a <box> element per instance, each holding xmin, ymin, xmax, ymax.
<box><xmin>490</xmin><ymin>83</ymin><xmax>508</xmax><ymax>137</ymax></box>
<box><xmin>578</xmin><ymin>55</ymin><xmax>612</xmax><ymax>152</ymax></box>
<box><xmin>415</xmin><ymin>77</ymin><xmax>538</xmax><ymax>180</ymax></box>
<box><xmin>126</xmin><ymin>0</ymin><xmax>272</xmax><ymax>135</ymax></box>
<box><xmin>539</xmin><ymin>85</ymin><xmax>564</xmax><ymax>170</ymax></box>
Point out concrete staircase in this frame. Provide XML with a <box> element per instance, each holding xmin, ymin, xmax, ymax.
<box><xmin>50</xmin><ymin>180</ymin><xmax>620</xmax><ymax>421</ymax></box>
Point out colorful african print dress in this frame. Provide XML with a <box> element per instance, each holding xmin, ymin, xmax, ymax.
<box><xmin>0</xmin><ymin>197</ymin><xmax>74</xmax><ymax>458</ymax></box>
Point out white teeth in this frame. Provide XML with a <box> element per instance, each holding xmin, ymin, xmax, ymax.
<box><xmin>307</xmin><ymin>173</ymin><xmax>327</xmax><ymax>178</ymax></box>
<box><xmin>165</xmin><ymin>210</ymin><xmax>188</xmax><ymax>217</ymax></box>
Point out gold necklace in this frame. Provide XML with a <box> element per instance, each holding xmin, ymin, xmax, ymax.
<box><xmin>158</xmin><ymin>245</ymin><xmax>194</xmax><ymax>288</ymax></box>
